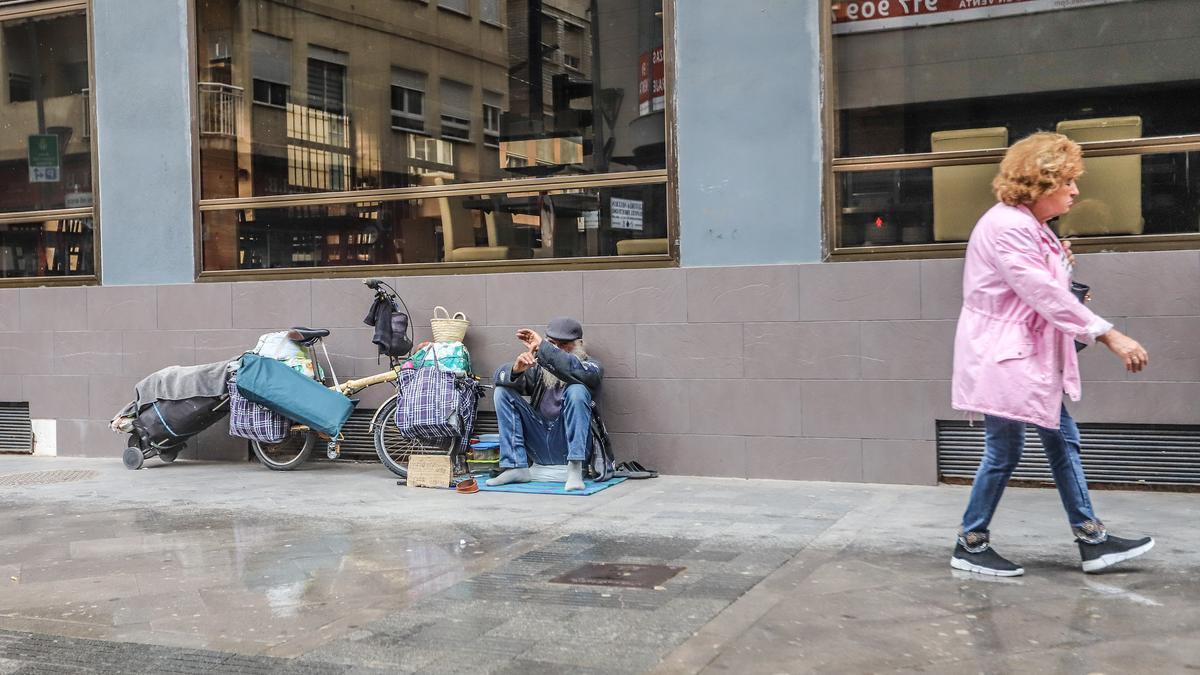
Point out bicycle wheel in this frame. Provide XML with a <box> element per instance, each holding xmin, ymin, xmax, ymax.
<box><xmin>373</xmin><ymin>397</ymin><xmax>453</xmax><ymax>478</ymax></box>
<box><xmin>252</xmin><ymin>430</ymin><xmax>314</xmax><ymax>470</ymax></box>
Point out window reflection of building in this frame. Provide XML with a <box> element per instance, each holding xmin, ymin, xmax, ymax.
<box><xmin>195</xmin><ymin>0</ymin><xmax>671</xmax><ymax>273</ymax></box>
<box><xmin>829</xmin><ymin>0</ymin><xmax>1200</xmax><ymax>254</ymax></box>
<box><xmin>0</xmin><ymin>8</ymin><xmax>95</xmax><ymax>279</ymax></box>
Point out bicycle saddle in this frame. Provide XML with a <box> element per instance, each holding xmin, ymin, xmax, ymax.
<box><xmin>287</xmin><ymin>327</ymin><xmax>331</xmax><ymax>344</ymax></box>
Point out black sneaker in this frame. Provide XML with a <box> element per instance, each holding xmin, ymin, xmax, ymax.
<box><xmin>951</xmin><ymin>543</ymin><xmax>1024</xmax><ymax>577</ymax></box>
<box><xmin>1079</xmin><ymin>534</ymin><xmax>1154</xmax><ymax>573</ymax></box>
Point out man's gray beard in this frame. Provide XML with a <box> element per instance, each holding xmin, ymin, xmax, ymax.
<box><xmin>540</xmin><ymin>341</ymin><xmax>587</xmax><ymax>390</ymax></box>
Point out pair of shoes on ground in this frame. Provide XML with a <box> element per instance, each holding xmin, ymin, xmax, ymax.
<box><xmin>614</xmin><ymin>460</ymin><xmax>657</xmax><ymax>479</ymax></box>
<box><xmin>951</xmin><ymin>535</ymin><xmax>1155</xmax><ymax>577</ymax></box>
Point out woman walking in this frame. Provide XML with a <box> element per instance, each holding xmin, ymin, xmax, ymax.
<box><xmin>951</xmin><ymin>132</ymin><xmax>1154</xmax><ymax>576</ymax></box>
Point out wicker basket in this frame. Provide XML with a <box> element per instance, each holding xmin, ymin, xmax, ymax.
<box><xmin>431</xmin><ymin>306</ymin><xmax>470</xmax><ymax>343</ymax></box>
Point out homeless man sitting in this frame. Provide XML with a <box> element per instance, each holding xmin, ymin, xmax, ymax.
<box><xmin>488</xmin><ymin>317</ymin><xmax>602</xmax><ymax>491</ymax></box>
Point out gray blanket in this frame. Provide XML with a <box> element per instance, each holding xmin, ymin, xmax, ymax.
<box><xmin>116</xmin><ymin>359</ymin><xmax>236</xmax><ymax>418</ymax></box>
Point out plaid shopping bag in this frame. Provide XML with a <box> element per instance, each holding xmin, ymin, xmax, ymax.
<box><xmin>394</xmin><ymin>366</ymin><xmax>462</xmax><ymax>439</ymax></box>
<box><xmin>227</xmin><ymin>373</ymin><xmax>291</xmax><ymax>443</ymax></box>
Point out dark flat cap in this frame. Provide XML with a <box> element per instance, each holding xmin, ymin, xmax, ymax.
<box><xmin>546</xmin><ymin>317</ymin><xmax>583</xmax><ymax>341</ymax></box>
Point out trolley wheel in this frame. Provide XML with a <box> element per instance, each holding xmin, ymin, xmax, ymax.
<box><xmin>373</xmin><ymin>398</ymin><xmax>454</xmax><ymax>478</ymax></box>
<box><xmin>158</xmin><ymin>449</ymin><xmax>179</xmax><ymax>464</ymax></box>
<box><xmin>123</xmin><ymin>445</ymin><xmax>145</xmax><ymax>471</ymax></box>
<box><xmin>252</xmin><ymin>430</ymin><xmax>315</xmax><ymax>470</ymax></box>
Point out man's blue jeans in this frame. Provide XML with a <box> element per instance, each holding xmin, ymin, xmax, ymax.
<box><xmin>494</xmin><ymin>384</ymin><xmax>592</xmax><ymax>468</ymax></box>
<box><xmin>961</xmin><ymin>405</ymin><xmax>1103</xmax><ymax>541</ymax></box>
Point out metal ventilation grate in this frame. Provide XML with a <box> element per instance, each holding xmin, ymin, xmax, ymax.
<box><xmin>938</xmin><ymin>420</ymin><xmax>1200</xmax><ymax>489</ymax></box>
<box><xmin>335</xmin><ymin>408</ymin><xmax>383</xmax><ymax>461</ymax></box>
<box><xmin>0</xmin><ymin>403</ymin><xmax>33</xmax><ymax>454</ymax></box>
<box><xmin>328</xmin><ymin>409</ymin><xmax>499</xmax><ymax>461</ymax></box>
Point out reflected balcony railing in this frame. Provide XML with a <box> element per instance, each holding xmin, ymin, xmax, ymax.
<box><xmin>199</xmin><ymin>82</ymin><xmax>244</xmax><ymax>138</ymax></box>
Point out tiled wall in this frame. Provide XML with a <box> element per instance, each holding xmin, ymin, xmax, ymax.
<box><xmin>3</xmin><ymin>250</ymin><xmax>1199</xmax><ymax>485</ymax></box>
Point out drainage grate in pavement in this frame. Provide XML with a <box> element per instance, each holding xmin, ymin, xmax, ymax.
<box><xmin>0</xmin><ymin>469</ymin><xmax>99</xmax><ymax>487</ymax></box>
<box><xmin>550</xmin><ymin>563</ymin><xmax>686</xmax><ymax>589</ymax></box>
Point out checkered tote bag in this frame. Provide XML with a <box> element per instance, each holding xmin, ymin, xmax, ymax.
<box><xmin>227</xmin><ymin>372</ymin><xmax>291</xmax><ymax>443</ymax></box>
<box><xmin>394</xmin><ymin>365</ymin><xmax>463</xmax><ymax>439</ymax></box>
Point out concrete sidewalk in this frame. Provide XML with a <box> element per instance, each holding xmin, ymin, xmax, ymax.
<box><xmin>1</xmin><ymin>455</ymin><xmax>1196</xmax><ymax>674</ymax></box>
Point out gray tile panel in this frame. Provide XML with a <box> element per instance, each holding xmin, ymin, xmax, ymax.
<box><xmin>388</xmin><ymin>274</ymin><xmax>488</xmax><ymax>329</ymax></box>
<box><xmin>0</xmin><ymin>332</ymin><xmax>54</xmax><ymax>375</ymax></box>
<box><xmin>193</xmin><ymin>329</ymin><xmax>265</xmax><ymax>365</ymax></box>
<box><xmin>321</xmin><ymin>327</ymin><xmax>384</xmax><ymax>377</ymax></box>
<box><xmin>1077</xmin><ymin>317</ymin><xmax>1131</xmax><ymax>382</ymax></box>
<box><xmin>686</xmin><ymin>265</ymin><xmax>799</xmax><ymax>323</ymax></box>
<box><xmin>74</xmin><ymin>419</ymin><xmax>126</xmax><ymax>458</ymax></box>
<box><xmin>745</xmin><ymin>436</ymin><xmax>863</xmax><ymax>482</ymax></box>
<box><xmin>634</xmin><ymin>433</ymin><xmax>747</xmax><ymax>478</ymax></box>
<box><xmin>19</xmin><ymin>286</ymin><xmax>87</xmax><ymax>331</ymax></box>
<box><xmin>0</xmin><ymin>372</ymin><xmax>23</xmax><ymax>401</ymax></box>
<box><xmin>311</xmin><ymin>278</ymin><xmax>379</xmax><ymax>329</ymax></box>
<box><xmin>578</xmin><ymin>323</ymin><xmax>636</xmax><ymax>378</ymax></box>
<box><xmin>52</xmin><ymin>331</ymin><xmax>125</xmax><ymax>376</ymax></box>
<box><xmin>1071</xmin><ymin>381</ymin><xmax>1200</xmax><ymax>424</ymax></box>
<box><xmin>122</xmin><ymin>331</ymin><xmax>196</xmax><ymax>376</ymax></box>
<box><xmin>860</xmin><ymin>320</ymin><xmax>956</xmax><ymax>380</ymax></box>
<box><xmin>24</xmin><ymin>374</ymin><xmax>90</xmax><ymax>419</ymax></box>
<box><xmin>1124</xmin><ymin>316</ymin><xmax>1200</xmax><ymax>382</ymax></box>
<box><xmin>157</xmin><ymin>283</ymin><xmax>233</xmax><ymax>330</ymax></box>
<box><xmin>919</xmin><ymin>258</ymin><xmax>964</xmax><ymax>320</ymax></box>
<box><xmin>689</xmin><ymin>379</ymin><xmax>804</xmax><ymax>437</ymax></box>
<box><xmin>861</xmin><ymin>439</ymin><xmax>937</xmax><ymax>485</ymax></box>
<box><xmin>600</xmin><ymin>379</ymin><xmax>691</xmax><ymax>434</ymax></box>
<box><xmin>797</xmin><ymin>260</ymin><xmax>921</xmax><ymax>321</ymax></box>
<box><xmin>463</xmin><ymin>325</ymin><xmax>523</xmax><ymax>381</ymax></box>
<box><xmin>801</xmin><ymin>380</ymin><xmax>949</xmax><ymax>440</ymax></box>
<box><xmin>635</xmin><ymin>323</ymin><xmax>743</xmax><ymax>379</ymax></box>
<box><xmin>86</xmin><ymin>285</ymin><xmax>157</xmax><ymax>331</ymax></box>
<box><xmin>1080</xmin><ymin>250</ymin><xmax>1200</xmax><ymax>317</ymax></box>
<box><xmin>743</xmin><ymin>321</ymin><xmax>860</xmax><ymax>380</ymax></box>
<box><xmin>231</xmin><ymin>280</ymin><xmax>312</xmax><ymax>329</ymax></box>
<box><xmin>0</xmin><ymin>288</ymin><xmax>20</xmax><ymax>331</ymax></box>
<box><xmin>582</xmin><ymin>268</ymin><xmax>686</xmax><ymax>324</ymax></box>
<box><xmin>485</xmin><ymin>271</ymin><xmax>582</xmax><ymax>327</ymax></box>
<box><xmin>88</xmin><ymin>375</ymin><xmax>140</xmax><ymax>422</ymax></box>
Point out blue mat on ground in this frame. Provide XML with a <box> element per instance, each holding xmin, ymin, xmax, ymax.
<box><xmin>474</xmin><ymin>475</ymin><xmax>626</xmax><ymax>496</ymax></box>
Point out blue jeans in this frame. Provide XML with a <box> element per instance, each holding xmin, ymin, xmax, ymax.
<box><xmin>961</xmin><ymin>405</ymin><xmax>1104</xmax><ymax>542</ymax></box>
<box><xmin>494</xmin><ymin>384</ymin><xmax>592</xmax><ymax>468</ymax></box>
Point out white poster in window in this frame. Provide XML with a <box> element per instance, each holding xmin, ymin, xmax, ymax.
<box><xmin>610</xmin><ymin>198</ymin><xmax>643</xmax><ymax>231</ymax></box>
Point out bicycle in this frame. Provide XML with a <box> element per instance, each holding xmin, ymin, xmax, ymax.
<box><xmin>251</xmin><ymin>279</ymin><xmax>482</xmax><ymax>478</ymax></box>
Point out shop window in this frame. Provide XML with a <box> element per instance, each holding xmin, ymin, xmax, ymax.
<box><xmin>0</xmin><ymin>7</ymin><xmax>95</xmax><ymax>281</ymax></box>
<box><xmin>827</xmin><ymin>0</ymin><xmax>1200</xmax><ymax>255</ymax></box>
<box><xmin>194</xmin><ymin>0</ymin><xmax>672</xmax><ymax>274</ymax></box>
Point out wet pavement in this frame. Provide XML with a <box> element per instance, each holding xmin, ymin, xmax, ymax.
<box><xmin>1</xmin><ymin>456</ymin><xmax>1197</xmax><ymax>674</ymax></box>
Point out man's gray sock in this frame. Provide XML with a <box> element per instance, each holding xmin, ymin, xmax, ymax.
<box><xmin>486</xmin><ymin>468</ymin><xmax>532</xmax><ymax>486</ymax></box>
<box><xmin>565</xmin><ymin>460</ymin><xmax>585</xmax><ymax>491</ymax></box>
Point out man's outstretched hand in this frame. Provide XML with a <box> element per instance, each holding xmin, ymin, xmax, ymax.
<box><xmin>512</xmin><ymin>351</ymin><xmax>536</xmax><ymax>375</ymax></box>
<box><xmin>516</xmin><ymin>328</ymin><xmax>543</xmax><ymax>352</ymax></box>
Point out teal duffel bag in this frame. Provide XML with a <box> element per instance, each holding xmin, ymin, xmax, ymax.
<box><xmin>236</xmin><ymin>353</ymin><xmax>355</xmax><ymax>437</ymax></box>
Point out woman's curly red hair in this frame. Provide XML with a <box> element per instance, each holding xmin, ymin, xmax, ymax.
<box><xmin>992</xmin><ymin>132</ymin><xmax>1084</xmax><ymax>206</ymax></box>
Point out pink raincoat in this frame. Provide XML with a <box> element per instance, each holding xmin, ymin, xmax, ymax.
<box><xmin>952</xmin><ymin>203</ymin><xmax>1113</xmax><ymax>429</ymax></box>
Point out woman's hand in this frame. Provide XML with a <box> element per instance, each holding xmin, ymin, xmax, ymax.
<box><xmin>1062</xmin><ymin>239</ymin><xmax>1077</xmax><ymax>269</ymax></box>
<box><xmin>1097</xmin><ymin>329</ymin><xmax>1149</xmax><ymax>373</ymax></box>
